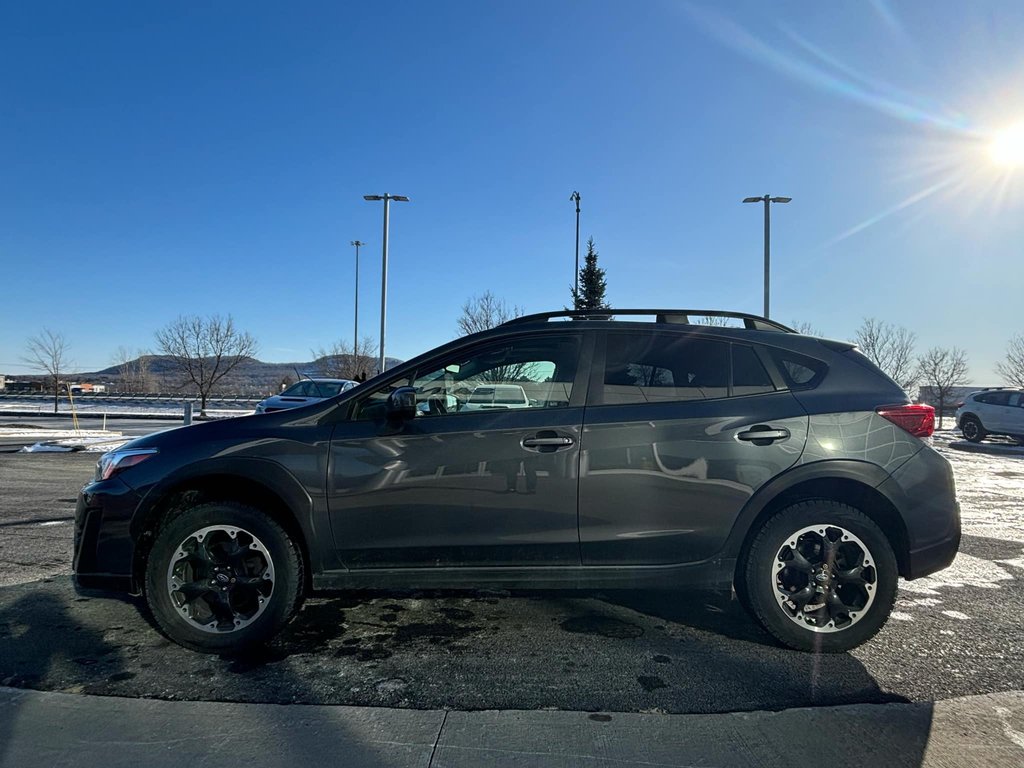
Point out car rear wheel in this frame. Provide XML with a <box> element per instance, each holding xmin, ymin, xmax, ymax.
<box><xmin>961</xmin><ymin>416</ymin><xmax>985</xmax><ymax>443</ymax></box>
<box><xmin>144</xmin><ymin>502</ymin><xmax>303</xmax><ymax>653</ymax></box>
<box><xmin>741</xmin><ymin>501</ymin><xmax>898</xmax><ymax>653</ymax></box>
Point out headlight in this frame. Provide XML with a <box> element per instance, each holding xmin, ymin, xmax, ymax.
<box><xmin>98</xmin><ymin>447</ymin><xmax>159</xmax><ymax>481</ymax></box>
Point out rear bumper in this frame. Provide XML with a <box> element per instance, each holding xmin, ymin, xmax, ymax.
<box><xmin>877</xmin><ymin>445</ymin><xmax>961</xmax><ymax>580</ymax></box>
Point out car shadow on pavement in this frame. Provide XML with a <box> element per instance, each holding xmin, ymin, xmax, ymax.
<box><xmin>0</xmin><ymin>584</ymin><xmax>127</xmax><ymax>766</ymax></box>
<box><xmin>0</xmin><ymin>579</ymin><xmax>938</xmax><ymax>766</ymax></box>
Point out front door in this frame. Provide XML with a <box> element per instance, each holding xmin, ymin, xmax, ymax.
<box><xmin>327</xmin><ymin>332</ymin><xmax>589</xmax><ymax>568</ymax></box>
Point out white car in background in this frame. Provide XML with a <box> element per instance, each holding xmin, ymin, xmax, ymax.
<box><xmin>462</xmin><ymin>384</ymin><xmax>533</xmax><ymax>410</ymax></box>
<box><xmin>955</xmin><ymin>388</ymin><xmax>1024</xmax><ymax>444</ymax></box>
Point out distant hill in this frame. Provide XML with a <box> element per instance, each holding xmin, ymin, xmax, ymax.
<box><xmin>70</xmin><ymin>354</ymin><xmax>404</xmax><ymax>396</ymax></box>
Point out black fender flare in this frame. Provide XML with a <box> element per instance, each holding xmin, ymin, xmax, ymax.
<box><xmin>130</xmin><ymin>457</ymin><xmax>319</xmax><ymax>572</ymax></box>
<box><xmin>719</xmin><ymin>458</ymin><xmax>907</xmax><ymax>561</ymax></box>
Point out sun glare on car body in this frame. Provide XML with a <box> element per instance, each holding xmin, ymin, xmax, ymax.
<box><xmin>988</xmin><ymin>121</ymin><xmax>1024</xmax><ymax>168</ymax></box>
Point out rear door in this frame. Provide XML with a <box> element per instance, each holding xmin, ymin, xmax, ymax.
<box><xmin>579</xmin><ymin>330</ymin><xmax>808</xmax><ymax>566</ymax></box>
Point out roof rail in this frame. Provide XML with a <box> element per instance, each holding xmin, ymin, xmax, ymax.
<box><xmin>501</xmin><ymin>309</ymin><xmax>795</xmax><ymax>333</ymax></box>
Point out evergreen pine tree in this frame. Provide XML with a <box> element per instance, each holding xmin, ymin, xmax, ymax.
<box><xmin>571</xmin><ymin>237</ymin><xmax>609</xmax><ymax>310</ymax></box>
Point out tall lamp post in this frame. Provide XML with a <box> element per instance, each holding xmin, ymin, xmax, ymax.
<box><xmin>350</xmin><ymin>240</ymin><xmax>364</xmax><ymax>373</ymax></box>
<box><xmin>742</xmin><ymin>194</ymin><xmax>791</xmax><ymax>319</ymax></box>
<box><xmin>570</xmin><ymin>191</ymin><xmax>581</xmax><ymax>305</ymax></box>
<box><xmin>363</xmin><ymin>194</ymin><xmax>409</xmax><ymax>375</ymax></box>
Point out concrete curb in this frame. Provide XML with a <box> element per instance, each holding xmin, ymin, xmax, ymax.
<box><xmin>1</xmin><ymin>687</ymin><xmax>1022</xmax><ymax>767</ymax></box>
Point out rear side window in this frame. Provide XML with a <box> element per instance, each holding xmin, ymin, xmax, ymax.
<box><xmin>732</xmin><ymin>345</ymin><xmax>774</xmax><ymax>396</ymax></box>
<box><xmin>601</xmin><ymin>333</ymin><xmax>729</xmax><ymax>404</ymax></box>
<box><xmin>977</xmin><ymin>391</ymin><xmax>1011</xmax><ymax>406</ymax></box>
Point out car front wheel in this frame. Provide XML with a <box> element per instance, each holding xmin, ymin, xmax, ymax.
<box><xmin>144</xmin><ymin>502</ymin><xmax>304</xmax><ymax>653</ymax></box>
<box><xmin>742</xmin><ymin>501</ymin><xmax>898</xmax><ymax>653</ymax></box>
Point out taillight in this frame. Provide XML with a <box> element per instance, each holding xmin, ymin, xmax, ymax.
<box><xmin>876</xmin><ymin>404</ymin><xmax>935</xmax><ymax>438</ymax></box>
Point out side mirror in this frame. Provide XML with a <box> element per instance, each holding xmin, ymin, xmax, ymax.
<box><xmin>386</xmin><ymin>387</ymin><xmax>417</xmax><ymax>421</ymax></box>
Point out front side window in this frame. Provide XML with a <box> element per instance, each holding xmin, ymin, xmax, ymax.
<box><xmin>354</xmin><ymin>335</ymin><xmax>580</xmax><ymax>420</ymax></box>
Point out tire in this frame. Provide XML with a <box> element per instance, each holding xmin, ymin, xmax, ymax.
<box><xmin>741</xmin><ymin>501</ymin><xmax>898</xmax><ymax>653</ymax></box>
<box><xmin>960</xmin><ymin>416</ymin><xmax>986</xmax><ymax>443</ymax></box>
<box><xmin>143</xmin><ymin>502</ymin><xmax>304</xmax><ymax>654</ymax></box>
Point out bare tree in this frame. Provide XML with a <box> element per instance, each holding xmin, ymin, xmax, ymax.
<box><xmin>693</xmin><ymin>315</ymin><xmax>734</xmax><ymax>327</ymax></box>
<box><xmin>312</xmin><ymin>335</ymin><xmax>377</xmax><ymax>381</ymax></box>
<box><xmin>917</xmin><ymin>347</ymin><xmax>969</xmax><ymax>428</ymax></box>
<box><xmin>995</xmin><ymin>335</ymin><xmax>1024</xmax><ymax>389</ymax></box>
<box><xmin>155</xmin><ymin>314</ymin><xmax>258</xmax><ymax>416</ymax></box>
<box><xmin>23</xmin><ymin>329</ymin><xmax>70</xmax><ymax>413</ymax></box>
<box><xmin>854</xmin><ymin>318</ymin><xmax>919</xmax><ymax>393</ymax></box>
<box><xmin>457</xmin><ymin>291</ymin><xmax>524</xmax><ymax>336</ymax></box>
<box><xmin>112</xmin><ymin>346</ymin><xmax>153</xmax><ymax>394</ymax></box>
<box><xmin>791</xmin><ymin>320</ymin><xmax>821</xmax><ymax>336</ymax></box>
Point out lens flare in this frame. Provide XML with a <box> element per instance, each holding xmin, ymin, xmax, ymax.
<box><xmin>989</xmin><ymin>122</ymin><xmax>1024</xmax><ymax>168</ymax></box>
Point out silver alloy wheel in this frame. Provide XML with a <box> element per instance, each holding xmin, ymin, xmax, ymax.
<box><xmin>166</xmin><ymin>525</ymin><xmax>275</xmax><ymax>634</ymax></box>
<box><xmin>772</xmin><ymin>524</ymin><xmax>877</xmax><ymax>634</ymax></box>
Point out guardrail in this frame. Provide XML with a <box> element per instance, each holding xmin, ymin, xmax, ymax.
<box><xmin>0</xmin><ymin>393</ymin><xmax>262</xmax><ymax>406</ymax></box>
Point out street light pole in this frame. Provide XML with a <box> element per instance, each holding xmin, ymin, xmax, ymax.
<box><xmin>363</xmin><ymin>194</ymin><xmax>409</xmax><ymax>375</ymax></box>
<box><xmin>742</xmin><ymin>194</ymin><xmax>791</xmax><ymax>318</ymax></box>
<box><xmin>570</xmin><ymin>191</ymin><xmax>581</xmax><ymax>306</ymax></box>
<box><xmin>350</xmin><ymin>240</ymin><xmax>364</xmax><ymax>370</ymax></box>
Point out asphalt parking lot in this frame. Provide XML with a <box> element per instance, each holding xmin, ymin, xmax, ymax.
<box><xmin>1</xmin><ymin>442</ymin><xmax>1023</xmax><ymax>714</ymax></box>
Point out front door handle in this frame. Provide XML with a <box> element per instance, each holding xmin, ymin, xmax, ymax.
<box><xmin>522</xmin><ymin>432</ymin><xmax>575</xmax><ymax>452</ymax></box>
<box><xmin>736</xmin><ymin>425</ymin><xmax>791</xmax><ymax>445</ymax></box>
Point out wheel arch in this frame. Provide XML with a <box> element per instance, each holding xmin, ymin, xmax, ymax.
<box><xmin>728</xmin><ymin>460</ymin><xmax>912</xmax><ymax>582</ymax></box>
<box><xmin>130</xmin><ymin>459</ymin><xmax>316</xmax><ymax>595</ymax></box>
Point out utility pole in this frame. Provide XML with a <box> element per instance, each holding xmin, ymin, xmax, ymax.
<box><xmin>570</xmin><ymin>191</ymin><xmax>581</xmax><ymax>306</ymax></box>
<box><xmin>350</xmin><ymin>240</ymin><xmax>364</xmax><ymax>374</ymax></box>
<box><xmin>742</xmin><ymin>194</ymin><xmax>792</xmax><ymax>318</ymax></box>
<box><xmin>363</xmin><ymin>194</ymin><xmax>410</xmax><ymax>375</ymax></box>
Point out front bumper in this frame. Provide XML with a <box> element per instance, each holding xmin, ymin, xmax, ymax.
<box><xmin>73</xmin><ymin>477</ymin><xmax>142</xmax><ymax>595</ymax></box>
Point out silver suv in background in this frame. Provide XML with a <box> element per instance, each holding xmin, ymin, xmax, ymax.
<box><xmin>254</xmin><ymin>378</ymin><xmax>358</xmax><ymax>414</ymax></box>
<box><xmin>955</xmin><ymin>388</ymin><xmax>1024</xmax><ymax>444</ymax></box>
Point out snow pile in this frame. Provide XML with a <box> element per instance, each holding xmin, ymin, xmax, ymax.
<box><xmin>2</xmin><ymin>426</ymin><xmax>130</xmax><ymax>454</ymax></box>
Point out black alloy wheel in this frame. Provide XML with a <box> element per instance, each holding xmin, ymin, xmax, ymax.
<box><xmin>144</xmin><ymin>502</ymin><xmax>303</xmax><ymax>653</ymax></box>
<box><xmin>742</xmin><ymin>500</ymin><xmax>898</xmax><ymax>653</ymax></box>
<box><xmin>960</xmin><ymin>416</ymin><xmax>985</xmax><ymax>443</ymax></box>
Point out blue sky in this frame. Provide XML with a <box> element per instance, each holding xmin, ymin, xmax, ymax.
<box><xmin>2</xmin><ymin>1</ymin><xmax>1022</xmax><ymax>383</ymax></box>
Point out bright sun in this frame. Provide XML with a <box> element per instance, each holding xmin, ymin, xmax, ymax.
<box><xmin>988</xmin><ymin>121</ymin><xmax>1024</xmax><ymax>168</ymax></box>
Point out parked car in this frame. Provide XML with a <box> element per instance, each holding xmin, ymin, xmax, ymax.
<box><xmin>462</xmin><ymin>383</ymin><xmax>532</xmax><ymax>410</ymax></box>
<box><xmin>74</xmin><ymin>309</ymin><xmax>959</xmax><ymax>654</ymax></box>
<box><xmin>955</xmin><ymin>388</ymin><xmax>1024</xmax><ymax>444</ymax></box>
<box><xmin>253</xmin><ymin>378</ymin><xmax>358</xmax><ymax>414</ymax></box>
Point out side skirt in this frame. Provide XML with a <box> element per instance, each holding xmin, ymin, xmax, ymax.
<box><xmin>311</xmin><ymin>558</ymin><xmax>737</xmax><ymax>592</ymax></box>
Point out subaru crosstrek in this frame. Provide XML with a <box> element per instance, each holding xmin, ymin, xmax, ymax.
<box><xmin>74</xmin><ymin>309</ymin><xmax>960</xmax><ymax>653</ymax></box>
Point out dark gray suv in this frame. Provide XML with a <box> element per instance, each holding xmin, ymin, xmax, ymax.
<box><xmin>74</xmin><ymin>309</ymin><xmax>960</xmax><ymax>653</ymax></box>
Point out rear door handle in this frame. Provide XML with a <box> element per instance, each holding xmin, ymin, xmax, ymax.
<box><xmin>522</xmin><ymin>432</ymin><xmax>575</xmax><ymax>452</ymax></box>
<box><xmin>736</xmin><ymin>426</ymin><xmax>790</xmax><ymax>444</ymax></box>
